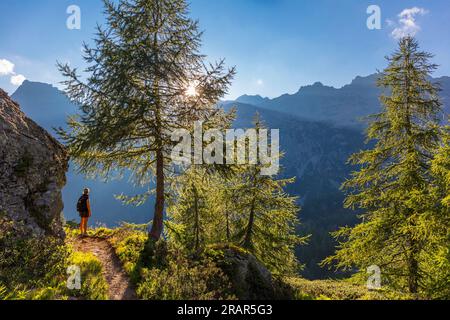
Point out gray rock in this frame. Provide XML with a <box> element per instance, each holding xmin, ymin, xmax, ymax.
<box><xmin>215</xmin><ymin>247</ymin><xmax>276</xmax><ymax>300</ymax></box>
<box><xmin>0</xmin><ymin>88</ymin><xmax>68</xmax><ymax>238</ymax></box>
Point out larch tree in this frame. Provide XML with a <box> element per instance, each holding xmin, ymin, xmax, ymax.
<box><xmin>324</xmin><ymin>37</ymin><xmax>444</xmax><ymax>295</ymax></box>
<box><xmin>424</xmin><ymin>125</ymin><xmax>450</xmax><ymax>298</ymax></box>
<box><xmin>57</xmin><ymin>0</ymin><xmax>235</xmax><ymax>240</ymax></box>
<box><xmin>231</xmin><ymin>166</ymin><xmax>303</xmax><ymax>274</ymax></box>
<box><xmin>230</xmin><ymin>116</ymin><xmax>306</xmax><ymax>275</ymax></box>
<box><xmin>167</xmin><ymin>166</ymin><xmax>226</xmax><ymax>253</ymax></box>
<box><xmin>432</xmin><ymin>125</ymin><xmax>450</xmax><ymax>209</ymax></box>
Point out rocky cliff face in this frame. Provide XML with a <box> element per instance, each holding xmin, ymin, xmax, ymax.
<box><xmin>0</xmin><ymin>88</ymin><xmax>68</xmax><ymax>238</ymax></box>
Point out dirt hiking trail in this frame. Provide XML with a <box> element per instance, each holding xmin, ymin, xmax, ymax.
<box><xmin>73</xmin><ymin>237</ymin><xmax>138</xmax><ymax>300</ymax></box>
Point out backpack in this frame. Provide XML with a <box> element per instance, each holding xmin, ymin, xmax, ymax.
<box><xmin>77</xmin><ymin>195</ymin><xmax>88</xmax><ymax>212</ymax></box>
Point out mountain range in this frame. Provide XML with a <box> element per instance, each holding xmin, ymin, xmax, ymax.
<box><xmin>231</xmin><ymin>74</ymin><xmax>450</xmax><ymax>128</ymax></box>
<box><xmin>10</xmin><ymin>74</ymin><xmax>449</xmax><ymax>279</ymax></box>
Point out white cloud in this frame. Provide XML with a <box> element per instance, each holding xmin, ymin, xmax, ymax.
<box><xmin>256</xmin><ymin>79</ymin><xmax>264</xmax><ymax>86</ymax></box>
<box><xmin>10</xmin><ymin>74</ymin><xmax>26</xmax><ymax>86</ymax></box>
<box><xmin>0</xmin><ymin>59</ymin><xmax>15</xmax><ymax>76</ymax></box>
<box><xmin>391</xmin><ymin>7</ymin><xmax>428</xmax><ymax>39</ymax></box>
<box><xmin>0</xmin><ymin>58</ymin><xmax>27</xmax><ymax>86</ymax></box>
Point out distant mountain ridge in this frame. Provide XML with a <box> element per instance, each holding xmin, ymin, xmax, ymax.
<box><xmin>232</xmin><ymin>73</ymin><xmax>450</xmax><ymax>128</ymax></box>
<box><xmin>12</xmin><ymin>81</ymin><xmax>77</xmax><ymax>131</ymax></box>
<box><xmin>235</xmin><ymin>94</ymin><xmax>271</xmax><ymax>106</ymax></box>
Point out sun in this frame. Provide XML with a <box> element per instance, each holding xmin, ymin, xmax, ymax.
<box><xmin>185</xmin><ymin>81</ymin><xmax>199</xmax><ymax>97</ymax></box>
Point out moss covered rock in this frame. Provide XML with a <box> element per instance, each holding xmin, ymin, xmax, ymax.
<box><xmin>208</xmin><ymin>245</ymin><xmax>276</xmax><ymax>300</ymax></box>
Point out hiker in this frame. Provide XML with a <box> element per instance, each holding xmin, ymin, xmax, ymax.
<box><xmin>77</xmin><ymin>188</ymin><xmax>92</xmax><ymax>236</ymax></box>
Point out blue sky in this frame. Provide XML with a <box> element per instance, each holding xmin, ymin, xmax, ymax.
<box><xmin>1</xmin><ymin>0</ymin><xmax>449</xmax><ymax>99</ymax></box>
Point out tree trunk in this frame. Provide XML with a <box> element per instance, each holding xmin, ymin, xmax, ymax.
<box><xmin>407</xmin><ymin>242</ymin><xmax>420</xmax><ymax>295</ymax></box>
<box><xmin>403</xmin><ymin>50</ymin><xmax>419</xmax><ymax>296</ymax></box>
<box><xmin>243</xmin><ymin>198</ymin><xmax>256</xmax><ymax>249</ymax></box>
<box><xmin>225</xmin><ymin>206</ymin><xmax>231</xmax><ymax>242</ymax></box>
<box><xmin>193</xmin><ymin>184</ymin><xmax>200</xmax><ymax>252</ymax></box>
<box><xmin>408</xmin><ymin>257</ymin><xmax>419</xmax><ymax>294</ymax></box>
<box><xmin>150</xmin><ymin>149</ymin><xmax>165</xmax><ymax>240</ymax></box>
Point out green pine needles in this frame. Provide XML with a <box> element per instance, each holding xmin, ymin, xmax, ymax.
<box><xmin>323</xmin><ymin>37</ymin><xmax>449</xmax><ymax>297</ymax></box>
<box><xmin>166</xmin><ymin>117</ymin><xmax>307</xmax><ymax>275</ymax></box>
<box><xmin>57</xmin><ymin>0</ymin><xmax>235</xmax><ymax>240</ymax></box>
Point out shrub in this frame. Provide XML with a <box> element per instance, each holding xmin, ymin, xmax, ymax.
<box><xmin>109</xmin><ymin>225</ymin><xmax>148</xmax><ymax>283</ymax></box>
<box><xmin>0</xmin><ymin>283</ymin><xmax>29</xmax><ymax>300</ymax></box>
<box><xmin>107</xmin><ymin>227</ymin><xmax>235</xmax><ymax>300</ymax></box>
<box><xmin>136</xmin><ymin>251</ymin><xmax>235</xmax><ymax>300</ymax></box>
<box><xmin>0</xmin><ymin>219</ymin><xmax>69</xmax><ymax>290</ymax></box>
<box><xmin>0</xmin><ymin>216</ymin><xmax>72</xmax><ymax>300</ymax></box>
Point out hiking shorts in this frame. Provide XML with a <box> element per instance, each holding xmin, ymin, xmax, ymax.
<box><xmin>79</xmin><ymin>211</ymin><xmax>90</xmax><ymax>218</ymax></box>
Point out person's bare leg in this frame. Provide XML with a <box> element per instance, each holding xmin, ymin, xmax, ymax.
<box><xmin>80</xmin><ymin>217</ymin><xmax>86</xmax><ymax>235</ymax></box>
<box><xmin>82</xmin><ymin>217</ymin><xmax>86</xmax><ymax>235</ymax></box>
<box><xmin>84</xmin><ymin>218</ymin><xmax>89</xmax><ymax>235</ymax></box>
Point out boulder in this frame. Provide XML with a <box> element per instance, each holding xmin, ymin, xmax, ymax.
<box><xmin>212</xmin><ymin>246</ymin><xmax>276</xmax><ymax>300</ymax></box>
<box><xmin>0</xmin><ymin>88</ymin><xmax>68</xmax><ymax>238</ymax></box>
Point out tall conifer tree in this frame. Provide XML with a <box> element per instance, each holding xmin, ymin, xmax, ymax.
<box><xmin>58</xmin><ymin>0</ymin><xmax>234</xmax><ymax>240</ymax></box>
<box><xmin>324</xmin><ymin>37</ymin><xmax>444</xmax><ymax>294</ymax></box>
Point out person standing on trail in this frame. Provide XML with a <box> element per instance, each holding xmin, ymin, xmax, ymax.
<box><xmin>77</xmin><ymin>188</ymin><xmax>92</xmax><ymax>236</ymax></box>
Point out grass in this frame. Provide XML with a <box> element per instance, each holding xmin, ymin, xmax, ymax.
<box><xmin>66</xmin><ymin>251</ymin><xmax>109</xmax><ymax>300</ymax></box>
<box><xmin>280</xmin><ymin>277</ymin><xmax>411</xmax><ymax>300</ymax></box>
